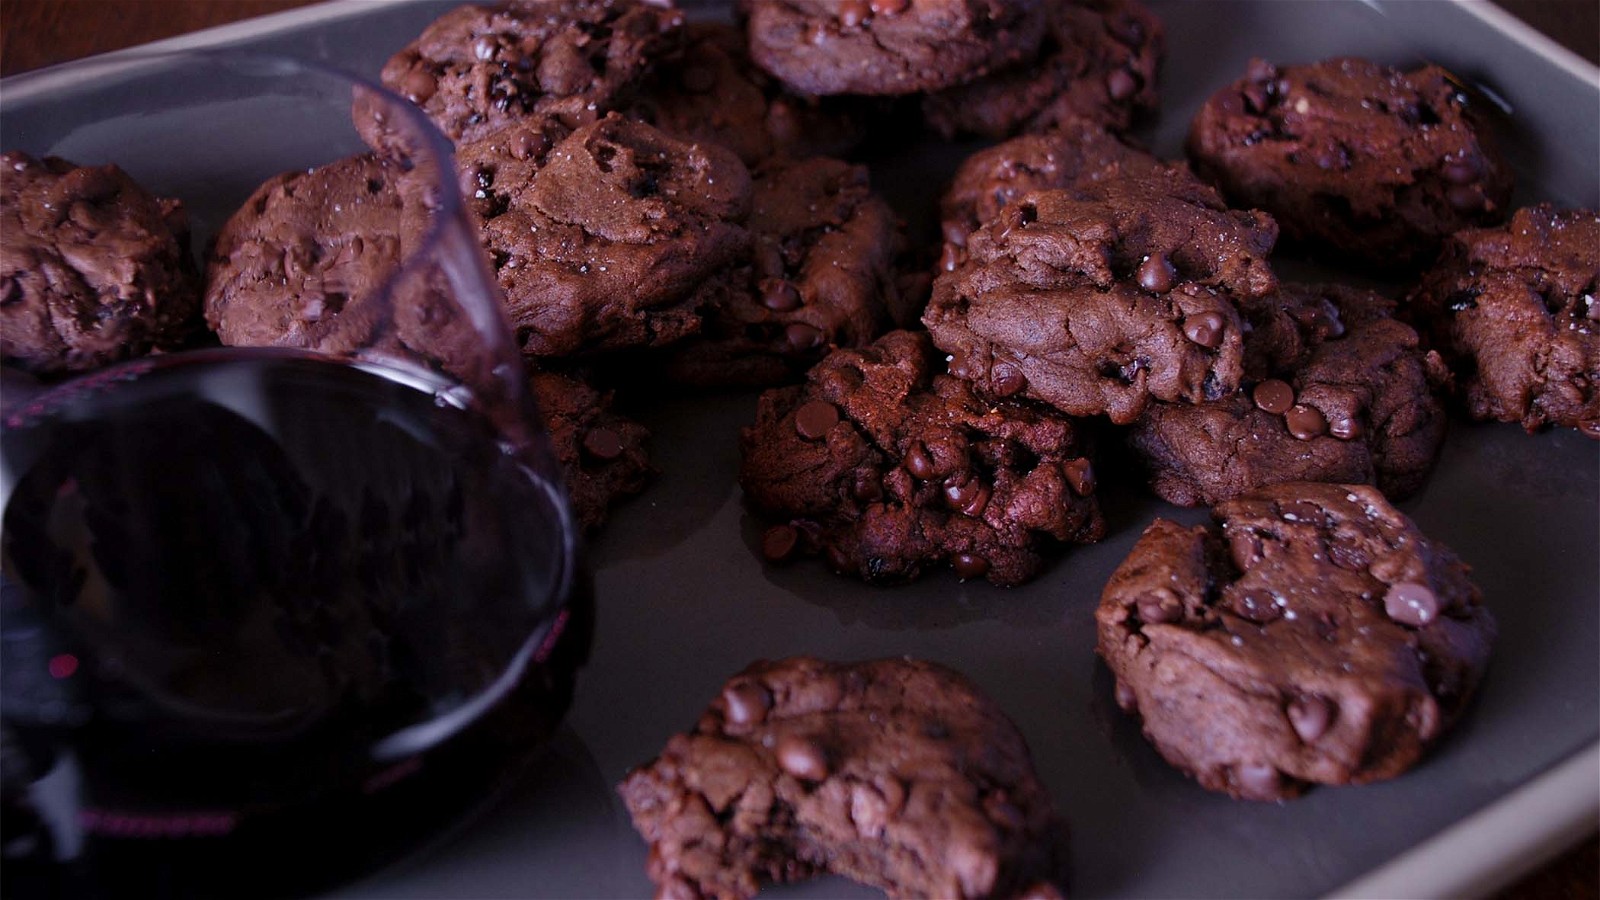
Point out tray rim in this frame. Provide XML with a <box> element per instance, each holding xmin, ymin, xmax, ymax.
<box><xmin>1332</xmin><ymin>743</ymin><xmax>1600</xmax><ymax>899</ymax></box>
<box><xmin>1</xmin><ymin>1</ymin><xmax>1595</xmax><ymax>897</ymax></box>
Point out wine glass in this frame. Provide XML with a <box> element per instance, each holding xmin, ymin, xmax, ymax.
<box><xmin>0</xmin><ymin>51</ymin><xmax>587</xmax><ymax>898</ymax></box>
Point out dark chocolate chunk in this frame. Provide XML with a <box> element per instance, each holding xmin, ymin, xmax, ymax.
<box><xmin>794</xmin><ymin>399</ymin><xmax>841</xmax><ymax>441</ymax></box>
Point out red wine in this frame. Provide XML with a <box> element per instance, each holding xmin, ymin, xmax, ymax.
<box><xmin>0</xmin><ymin>350</ymin><xmax>591</xmax><ymax>898</ymax></box>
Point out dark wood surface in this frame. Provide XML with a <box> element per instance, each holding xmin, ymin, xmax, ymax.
<box><xmin>1</xmin><ymin>2</ymin><xmax>1595</xmax><ymax>898</ymax></box>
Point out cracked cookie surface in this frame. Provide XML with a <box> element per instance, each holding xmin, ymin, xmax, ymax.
<box><xmin>740</xmin><ymin>330</ymin><xmax>1104</xmax><ymax>587</ymax></box>
<box><xmin>939</xmin><ymin>121</ymin><xmax>1166</xmax><ymax>252</ymax></box>
<box><xmin>923</xmin><ymin>0</ymin><xmax>1164</xmax><ymax>138</ymax></box>
<box><xmin>618</xmin><ymin>656</ymin><xmax>1066</xmax><ymax>899</ymax></box>
<box><xmin>742</xmin><ymin>0</ymin><xmax>1048</xmax><ymax>96</ymax></box>
<box><xmin>2</xmin><ymin>152</ymin><xmax>200</xmax><ymax>376</ymax></box>
<box><xmin>456</xmin><ymin>113</ymin><xmax>752</xmax><ymax>358</ymax></box>
<box><xmin>1407</xmin><ymin>205</ymin><xmax>1600</xmax><ymax>437</ymax></box>
<box><xmin>1095</xmin><ymin>482</ymin><xmax>1496</xmax><ymax>801</ymax></box>
<box><xmin>658</xmin><ymin>155</ymin><xmax>904</xmax><ymax>388</ymax></box>
<box><xmin>925</xmin><ymin>167</ymin><xmax>1276</xmax><ymax>424</ymax></box>
<box><xmin>372</xmin><ymin>0</ymin><xmax>683</xmax><ymax>143</ymax></box>
<box><xmin>208</xmin><ymin>152</ymin><xmax>526</xmax><ymax>387</ymax></box>
<box><xmin>1186</xmin><ymin>56</ymin><xmax>1513</xmax><ymax>270</ymax></box>
<box><xmin>1128</xmin><ymin>283</ymin><xmax>1450</xmax><ymax>505</ymax></box>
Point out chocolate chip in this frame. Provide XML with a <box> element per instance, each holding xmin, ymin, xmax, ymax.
<box><xmin>1234</xmin><ymin>763</ymin><xmax>1281</xmax><ymax>796</ymax></box>
<box><xmin>762</xmin><ymin>524</ymin><xmax>800</xmax><ymax>562</ymax></box>
<box><xmin>785</xmin><ymin>322</ymin><xmax>822</xmax><ymax>352</ymax></box>
<box><xmin>1114</xmin><ymin>680</ymin><xmax>1137</xmax><ymax>710</ymax></box>
<box><xmin>760</xmin><ymin>278</ymin><xmax>802</xmax><ymax>312</ymax></box>
<box><xmin>1106</xmin><ymin>68</ymin><xmax>1140</xmax><ymax>101</ymax></box>
<box><xmin>581</xmin><ymin>426</ymin><xmax>624</xmax><ymax>460</ymax></box>
<box><xmin>964</xmin><ymin>484</ymin><xmax>991</xmax><ymax>517</ymax></box>
<box><xmin>944</xmin><ymin>476</ymin><xmax>986</xmax><ymax>515</ymax></box>
<box><xmin>851</xmin><ymin>472</ymin><xmax>883</xmax><ymax>502</ymax></box>
<box><xmin>794</xmin><ymin>399</ymin><xmax>839</xmax><ymax>440</ymax></box>
<box><xmin>775</xmin><ymin>734</ymin><xmax>829</xmax><ymax>781</ymax></box>
<box><xmin>1285</xmin><ymin>403</ymin><xmax>1328</xmax><ymax>440</ymax></box>
<box><xmin>510</xmin><ymin>128</ymin><xmax>550</xmax><ymax>161</ymax></box>
<box><xmin>1253</xmin><ymin>379</ymin><xmax>1295</xmax><ymax>414</ymax></box>
<box><xmin>401</xmin><ymin>69</ymin><xmax>438</xmax><ymax>103</ymax></box>
<box><xmin>938</xmin><ymin>243</ymin><xmax>966</xmax><ymax>272</ymax></box>
<box><xmin>1232</xmin><ymin>588</ymin><xmax>1283</xmax><ymax>623</ymax></box>
<box><xmin>837</xmin><ymin>0</ymin><xmax>871</xmax><ymax>27</ymax></box>
<box><xmin>870</xmin><ymin>0</ymin><xmax>909</xmax><ymax>14</ymax></box>
<box><xmin>903</xmin><ymin>443</ymin><xmax>935</xmax><ymax>479</ymax></box>
<box><xmin>1328</xmin><ymin>414</ymin><xmax>1364</xmax><ymax>441</ymax></box>
<box><xmin>946</xmin><ymin>349</ymin><xmax>977</xmax><ymax>380</ymax></box>
<box><xmin>722</xmin><ymin>680</ymin><xmax>773</xmax><ymax>725</ymax></box>
<box><xmin>951</xmin><ymin>553</ymin><xmax>989</xmax><ymax>581</ymax></box>
<box><xmin>1287</xmin><ymin>694</ymin><xmax>1334</xmax><ymax>742</ymax></box>
<box><xmin>1182</xmin><ymin>311</ymin><xmax>1226</xmax><ymax>349</ymax></box>
<box><xmin>1136</xmin><ymin>254</ymin><xmax>1177</xmax><ymax>293</ymax></box>
<box><xmin>1384</xmin><ymin>581</ymin><xmax>1440</xmax><ymax>626</ymax></box>
<box><xmin>1062</xmin><ymin>458</ymin><xmax>1095</xmax><ymax>496</ymax></box>
<box><xmin>991</xmin><ymin>362</ymin><xmax>1027</xmax><ymax>396</ymax></box>
<box><xmin>1441</xmin><ymin>155</ymin><xmax>1482</xmax><ymax>184</ymax></box>
<box><xmin>1137</xmin><ymin>592</ymin><xmax>1182</xmax><ymax>624</ymax></box>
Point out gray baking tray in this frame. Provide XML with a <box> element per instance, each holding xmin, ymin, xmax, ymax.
<box><xmin>2</xmin><ymin>1</ymin><xmax>1595</xmax><ymax>897</ymax></box>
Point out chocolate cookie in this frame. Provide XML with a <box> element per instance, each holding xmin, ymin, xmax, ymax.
<box><xmin>618</xmin><ymin>656</ymin><xmax>1066</xmax><ymax>899</ymax></box>
<box><xmin>207</xmin><ymin>153</ymin><xmax>413</xmax><ymax>354</ymax></box>
<box><xmin>456</xmin><ymin>113</ymin><xmax>752</xmax><ymax>358</ymax></box>
<box><xmin>529</xmin><ymin>368</ymin><xmax>651</xmax><ymax>531</ymax></box>
<box><xmin>1</xmin><ymin>152</ymin><xmax>200</xmax><ymax>377</ymax></box>
<box><xmin>923</xmin><ymin>0</ymin><xmax>1164</xmax><ymax>139</ymax></box>
<box><xmin>939</xmin><ymin>120</ymin><xmax>1165</xmax><ymax>251</ymax></box>
<box><xmin>1186</xmin><ymin>57</ymin><xmax>1513</xmax><ymax>270</ymax></box>
<box><xmin>925</xmin><ymin>168</ymin><xmax>1277</xmax><ymax>424</ymax></box>
<box><xmin>372</xmin><ymin>0</ymin><xmax>683</xmax><ymax>143</ymax></box>
<box><xmin>742</xmin><ymin>0</ymin><xmax>1048</xmax><ymax>97</ymax></box>
<box><xmin>659</xmin><ymin>155</ymin><xmax>904</xmax><ymax>388</ymax></box>
<box><xmin>1096</xmin><ymin>483</ymin><xmax>1496</xmax><ymax>801</ymax></box>
<box><xmin>740</xmin><ymin>330</ymin><xmax>1104</xmax><ymax>586</ymax></box>
<box><xmin>1128</xmin><ymin>283</ymin><xmax>1450</xmax><ymax>506</ymax></box>
<box><xmin>205</xmin><ymin>154</ymin><xmax>457</xmax><ymax>366</ymax></box>
<box><xmin>629</xmin><ymin>22</ymin><xmax>867</xmax><ymax>167</ymax></box>
<box><xmin>1408</xmin><ymin>205</ymin><xmax>1600</xmax><ymax>436</ymax></box>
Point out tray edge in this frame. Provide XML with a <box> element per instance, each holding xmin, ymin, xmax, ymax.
<box><xmin>1331</xmin><ymin>742</ymin><xmax>1600</xmax><ymax>900</ymax></box>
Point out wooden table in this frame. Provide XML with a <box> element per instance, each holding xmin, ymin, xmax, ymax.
<box><xmin>2</xmin><ymin>2</ymin><xmax>1595</xmax><ymax>898</ymax></box>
